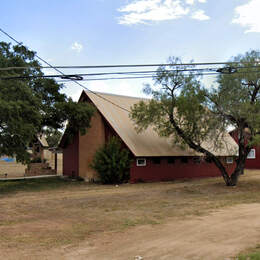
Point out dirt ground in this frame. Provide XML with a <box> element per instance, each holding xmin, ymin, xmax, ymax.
<box><xmin>53</xmin><ymin>203</ymin><xmax>260</xmax><ymax>260</ymax></box>
<box><xmin>2</xmin><ymin>171</ymin><xmax>260</xmax><ymax>259</ymax></box>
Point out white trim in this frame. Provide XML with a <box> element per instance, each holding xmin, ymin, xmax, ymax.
<box><xmin>136</xmin><ymin>158</ymin><xmax>146</xmax><ymax>167</ymax></box>
<box><xmin>247</xmin><ymin>149</ymin><xmax>256</xmax><ymax>159</ymax></box>
<box><xmin>226</xmin><ymin>157</ymin><xmax>233</xmax><ymax>164</ymax></box>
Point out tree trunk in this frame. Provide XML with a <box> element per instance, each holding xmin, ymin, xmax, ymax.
<box><xmin>169</xmin><ymin>114</ymin><xmax>234</xmax><ymax>186</ymax></box>
<box><xmin>230</xmin><ymin>170</ymin><xmax>240</xmax><ymax>186</ymax></box>
<box><xmin>230</xmin><ymin>155</ymin><xmax>246</xmax><ymax>186</ymax></box>
<box><xmin>211</xmin><ymin>156</ymin><xmax>234</xmax><ymax>186</ymax></box>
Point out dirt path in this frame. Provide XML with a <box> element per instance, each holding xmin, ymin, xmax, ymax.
<box><xmin>2</xmin><ymin>203</ymin><xmax>260</xmax><ymax>259</ymax></box>
<box><xmin>44</xmin><ymin>203</ymin><xmax>260</xmax><ymax>260</ymax></box>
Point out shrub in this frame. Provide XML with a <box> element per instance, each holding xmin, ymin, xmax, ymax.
<box><xmin>91</xmin><ymin>137</ymin><xmax>131</xmax><ymax>184</ymax></box>
<box><xmin>30</xmin><ymin>157</ymin><xmax>42</xmax><ymax>163</ymax></box>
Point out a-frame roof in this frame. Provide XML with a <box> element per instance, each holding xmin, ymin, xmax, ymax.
<box><xmin>83</xmin><ymin>91</ymin><xmax>238</xmax><ymax>157</ymax></box>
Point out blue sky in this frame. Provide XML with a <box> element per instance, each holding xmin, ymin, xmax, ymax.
<box><xmin>1</xmin><ymin>0</ymin><xmax>260</xmax><ymax>100</ymax></box>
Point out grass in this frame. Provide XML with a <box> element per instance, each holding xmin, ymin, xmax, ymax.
<box><xmin>237</xmin><ymin>245</ymin><xmax>260</xmax><ymax>260</ymax></box>
<box><xmin>238</xmin><ymin>252</ymin><xmax>260</xmax><ymax>260</ymax></box>
<box><xmin>0</xmin><ymin>177</ymin><xmax>84</xmax><ymax>194</ymax></box>
<box><xmin>1</xmin><ymin>170</ymin><xmax>260</xmax><ymax>253</ymax></box>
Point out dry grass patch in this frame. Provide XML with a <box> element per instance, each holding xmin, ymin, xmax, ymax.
<box><xmin>1</xmin><ymin>170</ymin><xmax>260</xmax><ymax>252</ymax></box>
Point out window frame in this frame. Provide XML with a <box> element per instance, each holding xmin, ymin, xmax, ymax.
<box><xmin>226</xmin><ymin>157</ymin><xmax>233</xmax><ymax>164</ymax></box>
<box><xmin>247</xmin><ymin>149</ymin><xmax>256</xmax><ymax>159</ymax></box>
<box><xmin>136</xmin><ymin>158</ymin><xmax>146</xmax><ymax>167</ymax></box>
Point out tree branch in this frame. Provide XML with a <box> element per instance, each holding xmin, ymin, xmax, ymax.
<box><xmin>168</xmin><ymin>110</ymin><xmax>233</xmax><ymax>186</ymax></box>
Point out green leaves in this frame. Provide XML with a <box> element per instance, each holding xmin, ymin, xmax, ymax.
<box><xmin>213</xmin><ymin>50</ymin><xmax>260</xmax><ymax>146</ymax></box>
<box><xmin>61</xmin><ymin>100</ymin><xmax>95</xmax><ymax>146</ymax></box>
<box><xmin>130</xmin><ymin>52</ymin><xmax>260</xmax><ymax>185</ymax></box>
<box><xmin>0</xmin><ymin>41</ymin><xmax>94</xmax><ymax>162</ymax></box>
<box><xmin>131</xmin><ymin>56</ymin><xmax>214</xmax><ymax>148</ymax></box>
<box><xmin>91</xmin><ymin>137</ymin><xmax>131</xmax><ymax>184</ymax></box>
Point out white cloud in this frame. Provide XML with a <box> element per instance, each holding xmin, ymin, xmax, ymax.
<box><xmin>71</xmin><ymin>42</ymin><xmax>83</xmax><ymax>53</ymax></box>
<box><xmin>232</xmin><ymin>0</ymin><xmax>260</xmax><ymax>33</ymax></box>
<box><xmin>186</xmin><ymin>0</ymin><xmax>207</xmax><ymax>5</ymax></box>
<box><xmin>186</xmin><ymin>0</ymin><xmax>194</xmax><ymax>5</ymax></box>
<box><xmin>191</xmin><ymin>9</ymin><xmax>209</xmax><ymax>20</ymax></box>
<box><xmin>118</xmin><ymin>0</ymin><xmax>209</xmax><ymax>25</ymax></box>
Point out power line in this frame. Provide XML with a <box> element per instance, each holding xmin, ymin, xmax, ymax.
<box><xmin>2</xmin><ymin>66</ymin><xmax>260</xmax><ymax>81</ymax></box>
<box><xmin>1</xmin><ymin>62</ymin><xmax>260</xmax><ymax>71</ymax></box>
<box><xmin>0</xmin><ymin>68</ymin><xmax>219</xmax><ymax>80</ymax></box>
<box><xmin>0</xmin><ymin>28</ymin><xmax>131</xmax><ymax>113</ymax></box>
<box><xmin>56</xmin><ymin>70</ymin><xmax>260</xmax><ymax>82</ymax></box>
<box><xmin>59</xmin><ymin>76</ymin><xmax>155</xmax><ymax>82</ymax></box>
<box><xmin>1</xmin><ymin>28</ymin><xmax>260</xmax><ymax>104</ymax></box>
<box><xmin>57</xmin><ymin>73</ymin><xmax>220</xmax><ymax>83</ymax></box>
<box><xmin>1</xmin><ymin>72</ymin><xmax>221</xmax><ymax>82</ymax></box>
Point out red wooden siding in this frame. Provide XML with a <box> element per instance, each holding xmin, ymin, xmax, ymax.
<box><xmin>230</xmin><ymin>130</ymin><xmax>260</xmax><ymax>169</ymax></box>
<box><xmin>63</xmin><ymin>134</ymin><xmax>79</xmax><ymax>177</ymax></box>
<box><xmin>62</xmin><ymin>121</ymin><xmax>237</xmax><ymax>182</ymax></box>
<box><xmin>130</xmin><ymin>157</ymin><xmax>236</xmax><ymax>183</ymax></box>
<box><xmin>244</xmin><ymin>146</ymin><xmax>260</xmax><ymax>169</ymax></box>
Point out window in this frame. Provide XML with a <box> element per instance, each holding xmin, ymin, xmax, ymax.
<box><xmin>226</xmin><ymin>157</ymin><xmax>233</xmax><ymax>164</ymax></box>
<box><xmin>136</xmin><ymin>158</ymin><xmax>146</xmax><ymax>166</ymax></box>
<box><xmin>181</xmin><ymin>157</ymin><xmax>188</xmax><ymax>163</ymax></box>
<box><xmin>205</xmin><ymin>157</ymin><xmax>212</xmax><ymax>163</ymax></box>
<box><xmin>168</xmin><ymin>157</ymin><xmax>175</xmax><ymax>164</ymax></box>
<box><xmin>192</xmin><ymin>157</ymin><xmax>201</xmax><ymax>164</ymax></box>
<box><xmin>247</xmin><ymin>149</ymin><xmax>256</xmax><ymax>159</ymax></box>
<box><xmin>152</xmin><ymin>158</ymin><xmax>160</xmax><ymax>164</ymax></box>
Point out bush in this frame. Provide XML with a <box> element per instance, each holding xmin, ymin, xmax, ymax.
<box><xmin>29</xmin><ymin>157</ymin><xmax>47</xmax><ymax>163</ymax></box>
<box><xmin>91</xmin><ymin>137</ymin><xmax>131</xmax><ymax>184</ymax></box>
<box><xmin>30</xmin><ymin>157</ymin><xmax>42</xmax><ymax>163</ymax></box>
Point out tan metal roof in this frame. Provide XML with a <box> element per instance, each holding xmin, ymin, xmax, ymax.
<box><xmin>85</xmin><ymin>91</ymin><xmax>238</xmax><ymax>157</ymax></box>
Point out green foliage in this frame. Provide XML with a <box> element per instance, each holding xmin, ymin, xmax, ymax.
<box><xmin>238</xmin><ymin>250</ymin><xmax>260</xmax><ymax>260</ymax></box>
<box><xmin>61</xmin><ymin>100</ymin><xmax>95</xmax><ymax>147</ymax></box>
<box><xmin>45</xmin><ymin>129</ymin><xmax>63</xmax><ymax>147</ymax></box>
<box><xmin>0</xmin><ymin>177</ymin><xmax>84</xmax><ymax>194</ymax></box>
<box><xmin>0</xmin><ymin>41</ymin><xmax>95</xmax><ymax>163</ymax></box>
<box><xmin>131</xmin><ymin>53</ymin><xmax>260</xmax><ymax>186</ymax></box>
<box><xmin>212</xmin><ymin>50</ymin><xmax>260</xmax><ymax>143</ymax></box>
<box><xmin>91</xmin><ymin>137</ymin><xmax>131</xmax><ymax>184</ymax></box>
<box><xmin>131</xmin><ymin>57</ymin><xmax>220</xmax><ymax>149</ymax></box>
<box><xmin>30</xmin><ymin>157</ymin><xmax>42</xmax><ymax>163</ymax></box>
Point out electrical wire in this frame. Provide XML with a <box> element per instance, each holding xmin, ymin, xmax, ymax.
<box><xmin>57</xmin><ymin>73</ymin><xmax>219</xmax><ymax>82</ymax></box>
<box><xmin>0</xmin><ymin>28</ymin><xmax>131</xmax><ymax>113</ymax></box>
<box><xmin>1</xmin><ymin>67</ymin><xmax>260</xmax><ymax>81</ymax></box>
<box><xmin>0</xmin><ymin>68</ymin><xmax>218</xmax><ymax>80</ymax></box>
<box><xmin>1</xmin><ymin>62</ymin><xmax>260</xmax><ymax>71</ymax></box>
<box><xmin>56</xmin><ymin>70</ymin><xmax>260</xmax><ymax>82</ymax></box>
<box><xmin>1</xmin><ymin>28</ymin><xmax>260</xmax><ymax>109</ymax></box>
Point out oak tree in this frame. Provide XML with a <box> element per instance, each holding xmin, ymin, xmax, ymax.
<box><xmin>0</xmin><ymin>42</ymin><xmax>95</xmax><ymax>163</ymax></box>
